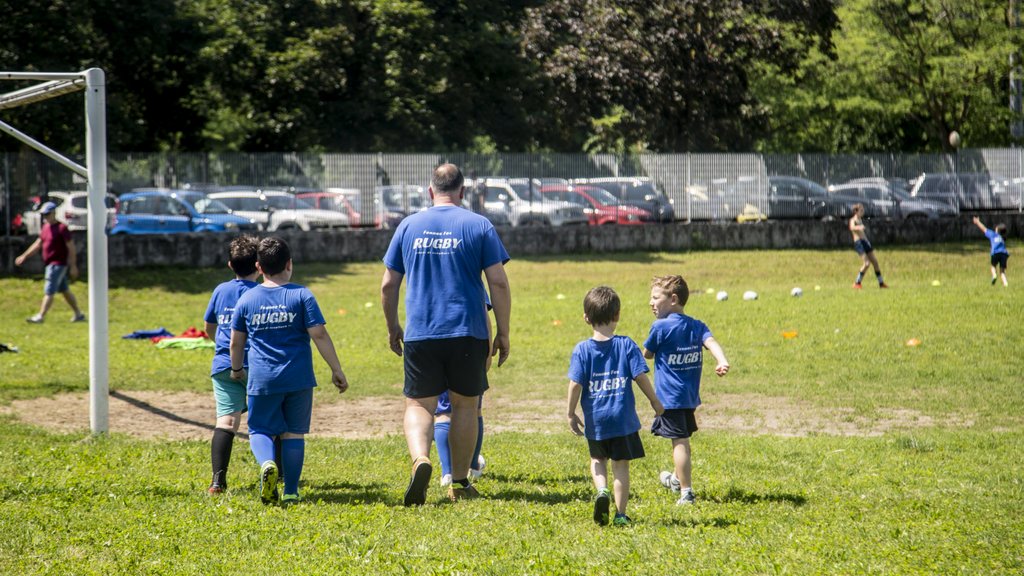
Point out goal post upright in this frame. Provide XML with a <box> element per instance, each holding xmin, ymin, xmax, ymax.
<box><xmin>0</xmin><ymin>69</ymin><xmax>109</xmax><ymax>435</ymax></box>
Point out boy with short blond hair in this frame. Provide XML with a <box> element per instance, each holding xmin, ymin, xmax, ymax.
<box><xmin>643</xmin><ymin>275</ymin><xmax>729</xmax><ymax>505</ymax></box>
<box><xmin>568</xmin><ymin>286</ymin><xmax>664</xmax><ymax>526</ymax></box>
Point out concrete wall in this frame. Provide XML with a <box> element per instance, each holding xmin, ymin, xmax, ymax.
<box><xmin>2</xmin><ymin>214</ymin><xmax>1020</xmax><ymax>275</ymax></box>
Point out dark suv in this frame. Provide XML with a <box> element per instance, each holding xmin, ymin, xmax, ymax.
<box><xmin>573</xmin><ymin>177</ymin><xmax>675</xmax><ymax>222</ymax></box>
<box><xmin>909</xmin><ymin>173</ymin><xmax>1023</xmax><ymax>211</ymax></box>
<box><xmin>767</xmin><ymin>176</ymin><xmax>863</xmax><ymax>220</ymax></box>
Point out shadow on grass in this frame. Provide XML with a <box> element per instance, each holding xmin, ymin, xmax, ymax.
<box><xmin>486</xmin><ymin>487</ymin><xmax>579</xmax><ymax>504</ymax></box>
<box><xmin>710</xmin><ymin>487</ymin><xmax>807</xmax><ymax>506</ymax></box>
<box><xmin>660</xmin><ymin>516</ymin><xmax>738</xmax><ymax>529</ymax></box>
<box><xmin>109</xmin><ymin>390</ymin><xmax>250</xmax><ymax>439</ymax></box>
<box><xmin>304</xmin><ymin>480</ymin><xmax>392</xmax><ymax>505</ymax></box>
<box><xmin>486</xmin><ymin>472</ymin><xmax>591</xmax><ymax>485</ymax></box>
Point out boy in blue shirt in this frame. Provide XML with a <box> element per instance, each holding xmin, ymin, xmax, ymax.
<box><xmin>230</xmin><ymin>237</ymin><xmax>349</xmax><ymax>505</ymax></box>
<box><xmin>203</xmin><ymin>235</ymin><xmax>260</xmax><ymax>494</ymax></box>
<box><xmin>568</xmin><ymin>286</ymin><xmax>664</xmax><ymax>526</ymax></box>
<box><xmin>643</xmin><ymin>275</ymin><xmax>729</xmax><ymax>505</ymax></box>
<box><xmin>972</xmin><ymin>217</ymin><xmax>1009</xmax><ymax>286</ymax></box>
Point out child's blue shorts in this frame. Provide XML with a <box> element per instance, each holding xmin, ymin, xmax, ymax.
<box><xmin>247</xmin><ymin>388</ymin><xmax>314</xmax><ymax>436</ymax></box>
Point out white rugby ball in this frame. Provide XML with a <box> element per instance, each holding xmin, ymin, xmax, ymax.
<box><xmin>743</xmin><ymin>290</ymin><xmax>758</xmax><ymax>301</ymax></box>
<box><xmin>791</xmin><ymin>287</ymin><xmax>803</xmax><ymax>297</ymax></box>
<box><xmin>716</xmin><ymin>291</ymin><xmax>729</xmax><ymax>301</ymax></box>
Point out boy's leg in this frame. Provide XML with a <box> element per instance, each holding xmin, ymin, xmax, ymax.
<box><xmin>470</xmin><ymin>413</ymin><xmax>484</xmax><ymax>474</ymax></box>
<box><xmin>280</xmin><ymin>433</ymin><xmax>305</xmax><ymax>496</ymax></box>
<box><xmin>433</xmin><ymin>416</ymin><xmax>452</xmax><ymax>478</ymax></box>
<box><xmin>610</xmin><ymin>459</ymin><xmax>630</xmax><ymax>515</ymax></box>
<box><xmin>210</xmin><ymin>411</ymin><xmax>241</xmax><ymax>491</ymax></box>
<box><xmin>673</xmin><ymin>438</ymin><xmax>692</xmax><ymax>491</ymax></box>
<box><xmin>591</xmin><ymin>456</ymin><xmax>611</xmax><ymax>525</ymax></box>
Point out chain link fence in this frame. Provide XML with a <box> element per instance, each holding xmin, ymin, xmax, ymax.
<box><xmin>3</xmin><ymin>149</ymin><xmax>1022</xmax><ymax>235</ymax></box>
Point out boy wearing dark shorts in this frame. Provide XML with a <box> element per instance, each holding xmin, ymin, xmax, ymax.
<box><xmin>230</xmin><ymin>237</ymin><xmax>349</xmax><ymax>506</ymax></box>
<box><xmin>973</xmin><ymin>217</ymin><xmax>1010</xmax><ymax>287</ymax></box>
<box><xmin>643</xmin><ymin>275</ymin><xmax>729</xmax><ymax>506</ymax></box>
<box><xmin>567</xmin><ymin>286</ymin><xmax>664</xmax><ymax>526</ymax></box>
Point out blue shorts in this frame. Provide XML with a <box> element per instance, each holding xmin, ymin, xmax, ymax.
<box><xmin>211</xmin><ymin>369</ymin><xmax>248</xmax><ymax>418</ymax></box>
<box><xmin>651</xmin><ymin>409</ymin><xmax>699</xmax><ymax>439</ymax></box>
<box><xmin>403</xmin><ymin>337</ymin><xmax>490</xmax><ymax>399</ymax></box>
<box><xmin>247</xmin><ymin>388</ymin><xmax>314</xmax><ymax>436</ymax></box>
<box><xmin>43</xmin><ymin>264</ymin><xmax>70</xmax><ymax>295</ymax></box>
<box><xmin>854</xmin><ymin>239</ymin><xmax>874</xmax><ymax>255</ymax></box>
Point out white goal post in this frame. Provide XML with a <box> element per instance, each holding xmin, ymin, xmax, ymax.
<box><xmin>0</xmin><ymin>69</ymin><xmax>109</xmax><ymax>434</ymax></box>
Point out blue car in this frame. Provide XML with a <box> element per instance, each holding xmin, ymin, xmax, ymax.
<box><xmin>110</xmin><ymin>189</ymin><xmax>258</xmax><ymax>234</ymax></box>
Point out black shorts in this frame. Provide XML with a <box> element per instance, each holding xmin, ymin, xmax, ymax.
<box><xmin>403</xmin><ymin>337</ymin><xmax>490</xmax><ymax>399</ymax></box>
<box><xmin>854</xmin><ymin>239</ymin><xmax>874</xmax><ymax>255</ymax></box>
<box><xmin>651</xmin><ymin>409</ymin><xmax>698</xmax><ymax>439</ymax></box>
<box><xmin>991</xmin><ymin>253</ymin><xmax>1009</xmax><ymax>269</ymax></box>
<box><xmin>587</xmin><ymin>432</ymin><xmax>646</xmax><ymax>461</ymax></box>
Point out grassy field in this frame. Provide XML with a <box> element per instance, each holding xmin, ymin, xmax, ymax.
<box><xmin>1</xmin><ymin>244</ymin><xmax>1022</xmax><ymax>574</ymax></box>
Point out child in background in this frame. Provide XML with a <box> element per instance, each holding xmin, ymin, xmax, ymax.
<box><xmin>434</xmin><ymin>392</ymin><xmax>485</xmax><ymax>487</ymax></box>
<box><xmin>567</xmin><ymin>286</ymin><xmax>664</xmax><ymax>526</ymax></box>
<box><xmin>972</xmin><ymin>217</ymin><xmax>1010</xmax><ymax>286</ymax></box>
<box><xmin>643</xmin><ymin>275</ymin><xmax>729</xmax><ymax>505</ymax></box>
<box><xmin>230</xmin><ymin>237</ymin><xmax>349</xmax><ymax>506</ymax></box>
<box><xmin>203</xmin><ymin>235</ymin><xmax>260</xmax><ymax>494</ymax></box>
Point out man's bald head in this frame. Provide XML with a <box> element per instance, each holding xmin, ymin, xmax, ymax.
<box><xmin>431</xmin><ymin>164</ymin><xmax>465</xmax><ymax>196</ymax></box>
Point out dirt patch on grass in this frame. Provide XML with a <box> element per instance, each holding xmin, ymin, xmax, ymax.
<box><xmin>0</xmin><ymin>390</ymin><xmax>967</xmax><ymax>440</ymax></box>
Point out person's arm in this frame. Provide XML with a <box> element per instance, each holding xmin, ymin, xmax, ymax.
<box><xmin>483</xmin><ymin>263</ymin><xmax>511</xmax><ymax>367</ymax></box>
<box><xmin>14</xmin><ymin>238</ymin><xmax>42</xmax><ymax>267</ymax></box>
<box><xmin>485</xmin><ymin>306</ymin><xmax>494</xmax><ymax>372</ymax></box>
<box><xmin>634</xmin><ymin>373</ymin><xmax>664</xmax><ymax>416</ymax></box>
<box><xmin>204</xmin><ymin>322</ymin><xmax>218</xmax><ymax>340</ymax></box>
<box><xmin>308</xmin><ymin>324</ymin><xmax>349</xmax><ymax>393</ymax></box>
<box><xmin>380</xmin><ymin>268</ymin><xmax>405</xmax><ymax>357</ymax></box>
<box><xmin>849</xmin><ymin>216</ymin><xmax>863</xmax><ymax>232</ymax></box>
<box><xmin>704</xmin><ymin>337</ymin><xmax>730</xmax><ymax>376</ymax></box>
<box><xmin>643</xmin><ymin>347</ymin><xmax>654</xmax><ymax>360</ymax></box>
<box><xmin>972</xmin><ymin>216</ymin><xmax>988</xmax><ymax>233</ymax></box>
<box><xmin>228</xmin><ymin>329</ymin><xmax>248</xmax><ymax>381</ymax></box>
<box><xmin>567</xmin><ymin>381</ymin><xmax>585</xmax><ymax>436</ymax></box>
<box><xmin>66</xmin><ymin>238</ymin><xmax>79</xmax><ymax>280</ymax></box>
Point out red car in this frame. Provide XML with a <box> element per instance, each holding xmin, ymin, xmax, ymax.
<box><xmin>540</xmin><ymin>185</ymin><xmax>651</xmax><ymax>225</ymax></box>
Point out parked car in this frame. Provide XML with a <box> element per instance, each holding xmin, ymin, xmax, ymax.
<box><xmin>110</xmin><ymin>189</ymin><xmax>258</xmax><ymax>234</ymax></box>
<box><xmin>572</xmin><ymin>177</ymin><xmax>675</xmax><ymax>223</ymax></box>
<box><xmin>297</xmin><ymin>189</ymin><xmax>369</xmax><ymax>227</ymax></box>
<box><xmin>909</xmin><ymin>172</ymin><xmax>1022</xmax><ymax>211</ymax></box>
<box><xmin>207</xmin><ymin>189</ymin><xmax>350</xmax><ymax>231</ymax></box>
<box><xmin>767</xmin><ymin>176</ymin><xmax>864</xmax><ymax>220</ymax></box>
<box><xmin>540</xmin><ymin>184</ymin><xmax>651</xmax><ymax>225</ymax></box>
<box><xmin>828</xmin><ymin>178</ymin><xmax>956</xmax><ymax>220</ymax></box>
<box><xmin>477</xmin><ymin>178</ymin><xmax>588</xmax><ymax>227</ymax></box>
<box><xmin>378</xmin><ymin>185</ymin><xmax>430</xmax><ymax>215</ymax></box>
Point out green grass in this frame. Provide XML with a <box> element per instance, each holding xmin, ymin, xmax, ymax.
<box><xmin>1</xmin><ymin>244</ymin><xmax>1023</xmax><ymax>574</ymax></box>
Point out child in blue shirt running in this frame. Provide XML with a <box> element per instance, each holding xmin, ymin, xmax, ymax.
<box><xmin>643</xmin><ymin>275</ymin><xmax>729</xmax><ymax>506</ymax></box>
<box><xmin>973</xmin><ymin>217</ymin><xmax>1010</xmax><ymax>286</ymax></box>
<box><xmin>567</xmin><ymin>286</ymin><xmax>664</xmax><ymax>526</ymax></box>
<box><xmin>230</xmin><ymin>237</ymin><xmax>349</xmax><ymax>506</ymax></box>
<box><xmin>203</xmin><ymin>235</ymin><xmax>260</xmax><ymax>494</ymax></box>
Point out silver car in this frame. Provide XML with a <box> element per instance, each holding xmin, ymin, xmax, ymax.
<box><xmin>829</xmin><ymin>178</ymin><xmax>956</xmax><ymax>220</ymax></box>
<box><xmin>208</xmin><ymin>189</ymin><xmax>350</xmax><ymax>231</ymax></box>
<box><xmin>479</xmin><ymin>178</ymin><xmax>587</xmax><ymax>227</ymax></box>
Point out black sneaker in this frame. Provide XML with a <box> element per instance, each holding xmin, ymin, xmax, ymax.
<box><xmin>593</xmin><ymin>488</ymin><xmax>611</xmax><ymax>525</ymax></box>
<box><xmin>403</xmin><ymin>456</ymin><xmax>432</xmax><ymax>507</ymax></box>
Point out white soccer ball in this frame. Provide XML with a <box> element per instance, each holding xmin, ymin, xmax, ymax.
<box><xmin>743</xmin><ymin>291</ymin><xmax>758</xmax><ymax>301</ymax></box>
<box><xmin>716</xmin><ymin>291</ymin><xmax>729</xmax><ymax>301</ymax></box>
<box><xmin>791</xmin><ymin>287</ymin><xmax>803</xmax><ymax>297</ymax></box>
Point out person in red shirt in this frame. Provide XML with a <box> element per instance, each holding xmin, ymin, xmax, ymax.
<box><xmin>14</xmin><ymin>201</ymin><xmax>85</xmax><ymax>323</ymax></box>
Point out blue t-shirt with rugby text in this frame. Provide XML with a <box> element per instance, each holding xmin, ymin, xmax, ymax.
<box><xmin>231</xmin><ymin>284</ymin><xmax>325</xmax><ymax>395</ymax></box>
<box><xmin>383</xmin><ymin>205</ymin><xmax>510</xmax><ymax>342</ymax></box>
<box><xmin>567</xmin><ymin>335</ymin><xmax>650</xmax><ymax>441</ymax></box>
<box><xmin>204</xmin><ymin>278</ymin><xmax>259</xmax><ymax>376</ymax></box>
<box><xmin>985</xmin><ymin>229</ymin><xmax>1009</xmax><ymax>256</ymax></box>
<box><xmin>643</xmin><ymin>313</ymin><xmax>712</xmax><ymax>410</ymax></box>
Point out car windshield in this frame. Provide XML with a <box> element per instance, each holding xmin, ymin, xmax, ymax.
<box><xmin>892</xmin><ymin>188</ymin><xmax>913</xmax><ymax>201</ymax></box>
<box><xmin>624</xmin><ymin>183</ymin><xmax>660</xmax><ymax>201</ymax></box>
<box><xmin>383</xmin><ymin>188</ymin><xmax>426</xmax><ymax>209</ymax></box>
<box><xmin>190</xmin><ymin>197</ymin><xmax>232</xmax><ymax>214</ymax></box>
<box><xmin>582</xmin><ymin>187</ymin><xmax>620</xmax><ymax>205</ymax></box>
<box><xmin>510</xmin><ymin>182</ymin><xmax>541</xmax><ymax>202</ymax></box>
<box><xmin>265</xmin><ymin>195</ymin><xmax>312</xmax><ymax>210</ymax></box>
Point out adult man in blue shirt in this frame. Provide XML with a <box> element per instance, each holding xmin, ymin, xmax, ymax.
<box><xmin>381</xmin><ymin>163</ymin><xmax>512</xmax><ymax>506</ymax></box>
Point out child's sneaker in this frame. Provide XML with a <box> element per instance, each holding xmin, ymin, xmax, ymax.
<box><xmin>403</xmin><ymin>456</ymin><xmax>432</xmax><ymax>507</ymax></box>
<box><xmin>593</xmin><ymin>488</ymin><xmax>611</xmax><ymax>525</ymax></box>
<box><xmin>207</xmin><ymin>483</ymin><xmax>225</xmax><ymax>495</ymax></box>
<box><xmin>468</xmin><ymin>454</ymin><xmax>486</xmax><ymax>480</ymax></box>
<box><xmin>26</xmin><ymin>314</ymin><xmax>44</xmax><ymax>324</ymax></box>
<box><xmin>259</xmin><ymin>461</ymin><xmax>279</xmax><ymax>504</ymax></box>
<box><xmin>676</xmin><ymin>489</ymin><xmax>696</xmax><ymax>505</ymax></box>
<box><xmin>281</xmin><ymin>493</ymin><xmax>302</xmax><ymax>508</ymax></box>
<box><xmin>879</xmin><ymin>283</ymin><xmax>889</xmax><ymax>289</ymax></box>
<box><xmin>447</xmin><ymin>483</ymin><xmax>480</xmax><ymax>502</ymax></box>
<box><xmin>612</xmin><ymin>513</ymin><xmax>632</xmax><ymax>526</ymax></box>
<box><xmin>852</xmin><ymin>283</ymin><xmax>863</xmax><ymax>290</ymax></box>
<box><xmin>659</xmin><ymin>471</ymin><xmax>681</xmax><ymax>493</ymax></box>
<box><xmin>71</xmin><ymin>313</ymin><xmax>86</xmax><ymax>322</ymax></box>
<box><xmin>992</xmin><ymin>277</ymin><xmax>998</xmax><ymax>285</ymax></box>
<box><xmin>439</xmin><ymin>474</ymin><xmax>453</xmax><ymax>487</ymax></box>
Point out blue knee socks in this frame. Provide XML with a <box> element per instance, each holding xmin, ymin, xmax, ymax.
<box><xmin>250</xmin><ymin>433</ymin><xmax>275</xmax><ymax>466</ymax></box>
<box><xmin>434</xmin><ymin>421</ymin><xmax>451</xmax><ymax>476</ymax></box>
<box><xmin>281</xmin><ymin>438</ymin><xmax>304</xmax><ymax>496</ymax></box>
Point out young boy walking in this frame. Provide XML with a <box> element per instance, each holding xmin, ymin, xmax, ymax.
<box><xmin>643</xmin><ymin>275</ymin><xmax>729</xmax><ymax>505</ymax></box>
<box><xmin>972</xmin><ymin>217</ymin><xmax>1009</xmax><ymax>286</ymax></box>
<box><xmin>230</xmin><ymin>237</ymin><xmax>349</xmax><ymax>505</ymax></box>
<box><xmin>567</xmin><ymin>286</ymin><xmax>664</xmax><ymax>526</ymax></box>
<box><xmin>203</xmin><ymin>235</ymin><xmax>260</xmax><ymax>494</ymax></box>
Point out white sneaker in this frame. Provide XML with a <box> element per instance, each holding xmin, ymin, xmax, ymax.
<box><xmin>468</xmin><ymin>454</ymin><xmax>486</xmax><ymax>480</ymax></box>
<box><xmin>659</xmin><ymin>471</ymin><xmax>681</xmax><ymax>493</ymax></box>
<box><xmin>439</xmin><ymin>474</ymin><xmax>452</xmax><ymax>487</ymax></box>
<box><xmin>676</xmin><ymin>489</ymin><xmax>696</xmax><ymax>505</ymax></box>
<box><xmin>26</xmin><ymin>314</ymin><xmax>44</xmax><ymax>324</ymax></box>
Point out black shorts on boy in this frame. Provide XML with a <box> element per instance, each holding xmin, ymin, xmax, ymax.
<box><xmin>587</xmin><ymin>432</ymin><xmax>646</xmax><ymax>461</ymax></box>
<box><xmin>991</xmin><ymin>253</ymin><xmax>1009</xmax><ymax>269</ymax></box>
<box><xmin>651</xmin><ymin>408</ymin><xmax>699</xmax><ymax>439</ymax></box>
<box><xmin>403</xmin><ymin>336</ymin><xmax>490</xmax><ymax>398</ymax></box>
